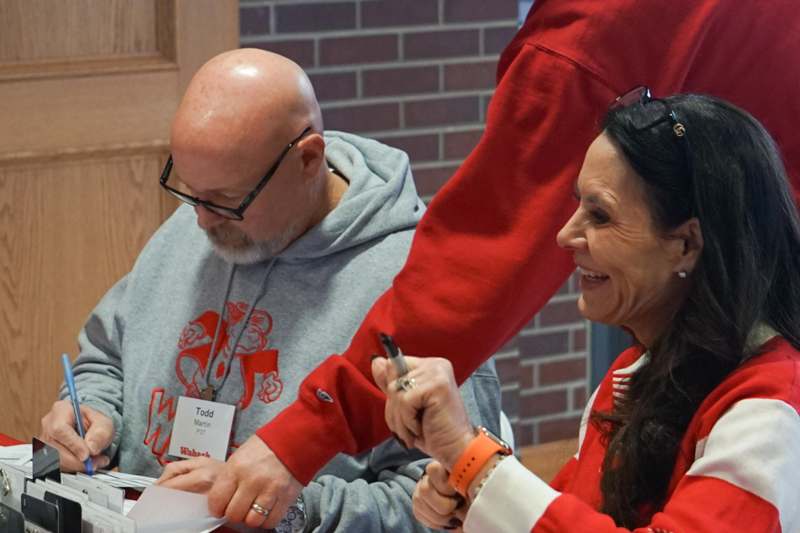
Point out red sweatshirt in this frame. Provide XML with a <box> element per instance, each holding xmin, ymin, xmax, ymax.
<box><xmin>463</xmin><ymin>337</ymin><xmax>800</xmax><ymax>532</ymax></box>
<box><xmin>258</xmin><ymin>0</ymin><xmax>800</xmax><ymax>484</ymax></box>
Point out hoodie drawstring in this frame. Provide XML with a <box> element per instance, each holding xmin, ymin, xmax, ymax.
<box><xmin>201</xmin><ymin>259</ymin><xmax>277</xmax><ymax>401</ymax></box>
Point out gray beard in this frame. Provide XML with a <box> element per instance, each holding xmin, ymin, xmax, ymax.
<box><xmin>205</xmin><ymin>176</ymin><xmax>324</xmax><ymax>265</ymax></box>
<box><xmin>209</xmin><ymin>240</ymin><xmax>277</xmax><ymax>264</ymax></box>
<box><xmin>205</xmin><ymin>221</ymin><xmax>301</xmax><ymax>265</ymax></box>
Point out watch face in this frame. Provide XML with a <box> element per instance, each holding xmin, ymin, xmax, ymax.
<box><xmin>479</xmin><ymin>426</ymin><xmax>512</xmax><ymax>454</ymax></box>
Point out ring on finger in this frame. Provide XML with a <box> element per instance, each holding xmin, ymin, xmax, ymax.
<box><xmin>250</xmin><ymin>502</ymin><xmax>271</xmax><ymax>527</ymax></box>
<box><xmin>396</xmin><ymin>376</ymin><xmax>417</xmax><ymax>392</ymax></box>
<box><xmin>251</xmin><ymin>501</ymin><xmax>271</xmax><ymax>516</ymax></box>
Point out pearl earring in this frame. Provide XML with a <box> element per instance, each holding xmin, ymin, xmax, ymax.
<box><xmin>677</xmin><ymin>271</ymin><xmax>688</xmax><ymax>279</ymax></box>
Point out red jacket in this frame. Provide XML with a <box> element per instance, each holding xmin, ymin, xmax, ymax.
<box><xmin>258</xmin><ymin>0</ymin><xmax>800</xmax><ymax>484</ymax></box>
<box><xmin>463</xmin><ymin>337</ymin><xmax>800</xmax><ymax>532</ymax></box>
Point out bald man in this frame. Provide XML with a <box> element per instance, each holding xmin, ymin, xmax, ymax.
<box><xmin>39</xmin><ymin>49</ymin><xmax>500</xmax><ymax>531</ymax></box>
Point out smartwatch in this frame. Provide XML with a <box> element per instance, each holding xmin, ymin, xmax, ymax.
<box><xmin>448</xmin><ymin>426</ymin><xmax>512</xmax><ymax>497</ymax></box>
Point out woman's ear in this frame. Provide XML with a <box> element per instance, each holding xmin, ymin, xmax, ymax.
<box><xmin>671</xmin><ymin>217</ymin><xmax>704</xmax><ymax>275</ymax></box>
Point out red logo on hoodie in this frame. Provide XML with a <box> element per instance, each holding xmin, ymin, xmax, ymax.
<box><xmin>143</xmin><ymin>303</ymin><xmax>282</xmax><ymax>464</ymax></box>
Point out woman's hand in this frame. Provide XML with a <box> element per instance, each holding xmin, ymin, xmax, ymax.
<box><xmin>413</xmin><ymin>461</ymin><xmax>467</xmax><ymax>531</ymax></box>
<box><xmin>371</xmin><ymin>355</ymin><xmax>474</xmax><ymax>469</ymax></box>
<box><xmin>156</xmin><ymin>456</ymin><xmax>224</xmax><ymax>494</ymax></box>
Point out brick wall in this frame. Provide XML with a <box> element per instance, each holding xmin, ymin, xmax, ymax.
<box><xmin>240</xmin><ymin>0</ymin><xmax>589</xmax><ymax>449</ymax></box>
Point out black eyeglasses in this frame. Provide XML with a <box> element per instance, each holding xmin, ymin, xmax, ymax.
<box><xmin>610</xmin><ymin>86</ymin><xmax>686</xmax><ymax>138</ymax></box>
<box><xmin>159</xmin><ymin>126</ymin><xmax>312</xmax><ymax>221</ymax></box>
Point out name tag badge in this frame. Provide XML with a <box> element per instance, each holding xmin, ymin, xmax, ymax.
<box><xmin>168</xmin><ymin>396</ymin><xmax>235</xmax><ymax>461</ymax></box>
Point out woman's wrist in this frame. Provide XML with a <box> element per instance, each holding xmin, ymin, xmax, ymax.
<box><xmin>446</xmin><ymin>426</ymin><xmax>512</xmax><ymax>497</ymax></box>
<box><xmin>442</xmin><ymin>427</ymin><xmax>478</xmax><ymax>471</ymax></box>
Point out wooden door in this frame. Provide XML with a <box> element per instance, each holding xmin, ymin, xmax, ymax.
<box><xmin>0</xmin><ymin>0</ymin><xmax>239</xmax><ymax>439</ymax></box>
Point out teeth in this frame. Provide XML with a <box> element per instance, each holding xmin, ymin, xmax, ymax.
<box><xmin>578</xmin><ymin>267</ymin><xmax>608</xmax><ymax>280</ymax></box>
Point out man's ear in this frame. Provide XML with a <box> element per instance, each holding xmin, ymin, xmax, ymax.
<box><xmin>670</xmin><ymin>217</ymin><xmax>704</xmax><ymax>275</ymax></box>
<box><xmin>298</xmin><ymin>133</ymin><xmax>325</xmax><ymax>178</ymax></box>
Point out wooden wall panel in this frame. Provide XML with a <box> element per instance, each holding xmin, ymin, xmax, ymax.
<box><xmin>0</xmin><ymin>0</ymin><xmax>238</xmax><ymax>440</ymax></box>
<box><xmin>0</xmin><ymin>1</ymin><xmax>159</xmax><ymax>63</ymax></box>
<box><xmin>176</xmin><ymin>1</ymin><xmax>240</xmax><ymax>91</ymax></box>
<box><xmin>0</xmin><ymin>71</ymin><xmax>177</xmax><ymax>157</ymax></box>
<box><xmin>0</xmin><ymin>154</ymin><xmax>166</xmax><ymax>436</ymax></box>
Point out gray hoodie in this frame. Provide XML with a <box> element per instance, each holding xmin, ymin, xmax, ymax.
<box><xmin>64</xmin><ymin>131</ymin><xmax>501</xmax><ymax>532</ymax></box>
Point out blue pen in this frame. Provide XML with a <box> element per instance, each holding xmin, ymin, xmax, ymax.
<box><xmin>61</xmin><ymin>353</ymin><xmax>94</xmax><ymax>475</ymax></box>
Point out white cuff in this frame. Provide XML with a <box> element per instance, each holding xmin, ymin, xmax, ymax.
<box><xmin>464</xmin><ymin>455</ymin><xmax>560</xmax><ymax>532</ymax></box>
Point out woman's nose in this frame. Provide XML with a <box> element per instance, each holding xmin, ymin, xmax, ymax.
<box><xmin>556</xmin><ymin>212</ymin><xmax>586</xmax><ymax>251</ymax></box>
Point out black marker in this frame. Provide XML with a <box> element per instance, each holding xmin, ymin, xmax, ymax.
<box><xmin>379</xmin><ymin>333</ymin><xmax>409</xmax><ymax>377</ymax></box>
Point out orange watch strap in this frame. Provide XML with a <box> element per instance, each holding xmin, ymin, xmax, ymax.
<box><xmin>448</xmin><ymin>427</ymin><xmax>510</xmax><ymax>497</ymax></box>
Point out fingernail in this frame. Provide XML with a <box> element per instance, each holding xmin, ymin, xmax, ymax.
<box><xmin>370</xmin><ymin>354</ymin><xmax>381</xmax><ymax>361</ymax></box>
<box><xmin>391</xmin><ymin>432</ymin><xmax>407</xmax><ymax>449</ymax></box>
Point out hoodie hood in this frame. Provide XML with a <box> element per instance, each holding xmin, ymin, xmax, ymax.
<box><xmin>279</xmin><ymin>130</ymin><xmax>425</xmax><ymax>260</ymax></box>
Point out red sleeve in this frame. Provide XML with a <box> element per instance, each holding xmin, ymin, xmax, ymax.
<box><xmin>534</xmin><ymin>477</ymin><xmax>780</xmax><ymax>532</ymax></box>
<box><xmin>258</xmin><ymin>43</ymin><xmax>617</xmax><ymax>484</ymax></box>
<box><xmin>548</xmin><ymin>457</ymin><xmax>578</xmax><ymax>492</ymax></box>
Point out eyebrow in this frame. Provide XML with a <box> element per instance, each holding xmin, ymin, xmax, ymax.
<box><xmin>573</xmin><ymin>182</ymin><xmax>607</xmax><ymax>207</ymax></box>
<box><xmin>582</xmin><ymin>193</ymin><xmax>606</xmax><ymax>207</ymax></box>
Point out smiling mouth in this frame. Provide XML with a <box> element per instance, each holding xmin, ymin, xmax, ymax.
<box><xmin>578</xmin><ymin>266</ymin><xmax>609</xmax><ymax>288</ymax></box>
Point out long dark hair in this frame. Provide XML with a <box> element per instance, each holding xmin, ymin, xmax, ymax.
<box><xmin>596</xmin><ymin>94</ymin><xmax>800</xmax><ymax>527</ymax></box>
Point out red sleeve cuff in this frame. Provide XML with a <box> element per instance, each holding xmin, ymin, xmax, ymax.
<box><xmin>256</xmin><ymin>399</ymin><xmax>341</xmax><ymax>485</ymax></box>
<box><xmin>254</xmin><ymin>347</ymin><xmax>389</xmax><ymax>485</ymax></box>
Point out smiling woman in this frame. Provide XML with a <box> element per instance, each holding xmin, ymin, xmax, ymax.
<box><xmin>585</xmin><ymin>92</ymin><xmax>800</xmax><ymax>527</ymax></box>
<box><xmin>557</xmin><ymin>132</ymin><xmax>700</xmax><ymax>346</ymax></box>
<box><xmin>373</xmin><ymin>91</ymin><xmax>800</xmax><ymax>532</ymax></box>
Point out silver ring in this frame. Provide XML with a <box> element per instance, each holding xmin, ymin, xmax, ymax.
<box><xmin>251</xmin><ymin>502</ymin><xmax>271</xmax><ymax>517</ymax></box>
<box><xmin>396</xmin><ymin>376</ymin><xmax>417</xmax><ymax>392</ymax></box>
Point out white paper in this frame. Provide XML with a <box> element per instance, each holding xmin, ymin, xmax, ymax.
<box><xmin>122</xmin><ymin>498</ymin><xmax>136</xmax><ymax>516</ymax></box>
<box><xmin>62</xmin><ymin>473</ymin><xmax>111</xmax><ymax>509</ymax></box>
<box><xmin>67</xmin><ymin>472</ymin><xmax>125</xmax><ymax>513</ymax></box>
<box><xmin>91</xmin><ymin>470</ymin><xmax>157</xmax><ymax>489</ymax></box>
<box><xmin>0</xmin><ymin>444</ymin><xmax>32</xmax><ymax>466</ymax></box>
<box><xmin>82</xmin><ymin>498</ymin><xmax>137</xmax><ymax>533</ymax></box>
<box><xmin>127</xmin><ymin>484</ymin><xmax>226</xmax><ymax>533</ymax></box>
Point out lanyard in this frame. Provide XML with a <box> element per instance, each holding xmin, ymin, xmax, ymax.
<box><xmin>200</xmin><ymin>259</ymin><xmax>276</xmax><ymax>401</ymax></box>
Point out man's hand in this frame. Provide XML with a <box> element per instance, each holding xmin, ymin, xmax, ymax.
<box><xmin>39</xmin><ymin>399</ymin><xmax>113</xmax><ymax>472</ymax></box>
<box><xmin>207</xmin><ymin>435</ymin><xmax>303</xmax><ymax>529</ymax></box>
<box><xmin>157</xmin><ymin>457</ymin><xmax>223</xmax><ymax>494</ymax></box>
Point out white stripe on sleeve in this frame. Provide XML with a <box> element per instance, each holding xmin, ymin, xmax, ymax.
<box><xmin>686</xmin><ymin>398</ymin><xmax>800</xmax><ymax>532</ymax></box>
<box><xmin>464</xmin><ymin>456</ymin><xmax>559</xmax><ymax>532</ymax></box>
<box><xmin>576</xmin><ymin>386</ymin><xmax>599</xmax><ymax>458</ymax></box>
